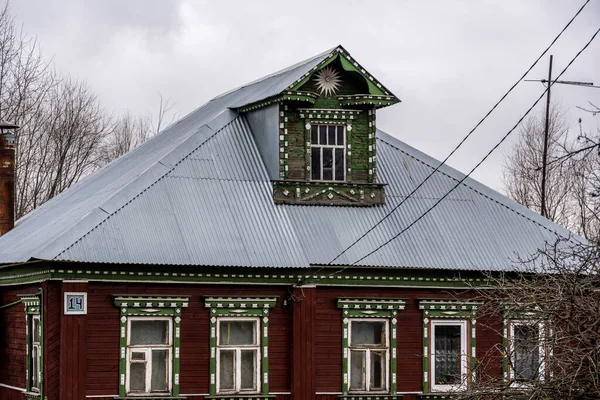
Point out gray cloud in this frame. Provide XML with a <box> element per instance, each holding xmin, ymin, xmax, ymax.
<box><xmin>9</xmin><ymin>0</ymin><xmax>600</xmax><ymax>190</ymax></box>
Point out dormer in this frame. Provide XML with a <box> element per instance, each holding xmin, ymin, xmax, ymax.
<box><xmin>240</xmin><ymin>46</ymin><xmax>400</xmax><ymax>206</ymax></box>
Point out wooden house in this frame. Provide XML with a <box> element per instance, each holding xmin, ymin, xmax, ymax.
<box><xmin>0</xmin><ymin>46</ymin><xmax>576</xmax><ymax>400</ymax></box>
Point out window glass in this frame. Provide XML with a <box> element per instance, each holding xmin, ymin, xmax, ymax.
<box><xmin>514</xmin><ymin>324</ymin><xmax>540</xmax><ymax>380</ymax></box>
<box><xmin>151</xmin><ymin>349</ymin><xmax>168</xmax><ymax>391</ymax></box>
<box><xmin>336</xmin><ymin>126</ymin><xmax>344</xmax><ymax>145</ymax></box>
<box><xmin>219</xmin><ymin>350</ymin><xmax>235</xmax><ymax>391</ymax></box>
<box><xmin>322</xmin><ymin>148</ymin><xmax>333</xmax><ymax>180</ymax></box>
<box><xmin>319</xmin><ymin>125</ymin><xmax>327</xmax><ymax>145</ymax></box>
<box><xmin>351</xmin><ymin>321</ymin><xmax>385</xmax><ymax>345</ymax></box>
<box><xmin>32</xmin><ymin>317</ymin><xmax>40</xmax><ymax>343</ymax></box>
<box><xmin>131</xmin><ymin>351</ymin><xmax>146</xmax><ymax>361</ymax></box>
<box><xmin>130</xmin><ymin>320</ymin><xmax>168</xmax><ymax>345</ymax></box>
<box><xmin>327</xmin><ymin>125</ymin><xmax>336</xmax><ymax>145</ymax></box>
<box><xmin>311</xmin><ymin>148</ymin><xmax>321</xmax><ymax>180</ymax></box>
<box><xmin>240</xmin><ymin>350</ymin><xmax>257</xmax><ymax>390</ymax></box>
<box><xmin>219</xmin><ymin>320</ymin><xmax>256</xmax><ymax>345</ymax></box>
<box><xmin>434</xmin><ymin>325</ymin><xmax>461</xmax><ymax>385</ymax></box>
<box><xmin>311</xmin><ymin>125</ymin><xmax>318</xmax><ymax>144</ymax></box>
<box><xmin>370</xmin><ymin>351</ymin><xmax>385</xmax><ymax>390</ymax></box>
<box><xmin>350</xmin><ymin>350</ymin><xmax>365</xmax><ymax>390</ymax></box>
<box><xmin>31</xmin><ymin>346</ymin><xmax>39</xmax><ymax>389</ymax></box>
<box><xmin>130</xmin><ymin>363</ymin><xmax>146</xmax><ymax>392</ymax></box>
<box><xmin>335</xmin><ymin>148</ymin><xmax>344</xmax><ymax>181</ymax></box>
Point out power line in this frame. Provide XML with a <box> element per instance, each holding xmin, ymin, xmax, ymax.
<box><xmin>324</xmin><ymin>0</ymin><xmax>592</xmax><ymax>267</ymax></box>
<box><xmin>345</xmin><ymin>26</ymin><xmax>600</xmax><ymax>269</ymax></box>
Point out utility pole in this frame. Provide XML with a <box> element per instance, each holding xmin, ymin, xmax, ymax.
<box><xmin>524</xmin><ymin>56</ymin><xmax>595</xmax><ymax>219</ymax></box>
<box><xmin>540</xmin><ymin>55</ymin><xmax>553</xmax><ymax>218</ymax></box>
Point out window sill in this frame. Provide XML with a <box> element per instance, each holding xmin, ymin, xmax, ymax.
<box><xmin>114</xmin><ymin>397</ymin><xmax>186</xmax><ymax>400</ymax></box>
<box><xmin>24</xmin><ymin>392</ymin><xmax>41</xmax><ymax>400</ymax></box>
<box><xmin>205</xmin><ymin>396</ymin><xmax>275</xmax><ymax>400</ymax></box>
<box><xmin>340</xmin><ymin>395</ymin><xmax>402</xmax><ymax>400</ymax></box>
<box><xmin>420</xmin><ymin>394</ymin><xmax>455</xmax><ymax>399</ymax></box>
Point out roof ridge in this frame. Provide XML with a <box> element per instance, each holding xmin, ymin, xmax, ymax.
<box><xmin>376</xmin><ymin>131</ymin><xmax>583</xmax><ymax>245</ymax></box>
<box><xmin>54</xmin><ymin>116</ymin><xmax>240</xmax><ymax>260</ymax></box>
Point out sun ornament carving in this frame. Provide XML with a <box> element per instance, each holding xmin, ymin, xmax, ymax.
<box><xmin>314</xmin><ymin>66</ymin><xmax>342</xmax><ymax>96</ymax></box>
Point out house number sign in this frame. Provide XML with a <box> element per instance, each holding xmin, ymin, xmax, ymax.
<box><xmin>64</xmin><ymin>292</ymin><xmax>87</xmax><ymax>315</ymax></box>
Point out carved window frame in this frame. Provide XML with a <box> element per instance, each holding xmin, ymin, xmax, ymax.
<box><xmin>18</xmin><ymin>293</ymin><xmax>43</xmax><ymax>399</ymax></box>
<box><xmin>337</xmin><ymin>298</ymin><xmax>406</xmax><ymax>397</ymax></box>
<box><xmin>204</xmin><ymin>296</ymin><xmax>277</xmax><ymax>399</ymax></box>
<box><xmin>113</xmin><ymin>295</ymin><xmax>190</xmax><ymax>398</ymax></box>
<box><xmin>419</xmin><ymin>299</ymin><xmax>483</xmax><ymax>393</ymax></box>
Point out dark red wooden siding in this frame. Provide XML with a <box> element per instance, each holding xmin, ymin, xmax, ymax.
<box><xmin>0</xmin><ymin>283</ymin><xmax>41</xmax><ymax>397</ymax></box>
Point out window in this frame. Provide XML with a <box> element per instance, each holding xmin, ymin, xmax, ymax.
<box><xmin>431</xmin><ymin>320</ymin><xmax>467</xmax><ymax>391</ymax></box>
<box><xmin>509</xmin><ymin>321</ymin><xmax>545</xmax><ymax>383</ymax></box>
<box><xmin>337</xmin><ymin>298</ymin><xmax>406</xmax><ymax>397</ymax></box>
<box><xmin>205</xmin><ymin>296</ymin><xmax>277</xmax><ymax>398</ymax></box>
<box><xmin>348</xmin><ymin>319</ymin><xmax>389</xmax><ymax>393</ymax></box>
<box><xmin>30</xmin><ymin>315</ymin><xmax>41</xmax><ymax>393</ymax></box>
<box><xmin>126</xmin><ymin>318</ymin><xmax>172</xmax><ymax>395</ymax></box>
<box><xmin>419</xmin><ymin>299</ymin><xmax>482</xmax><ymax>393</ymax></box>
<box><xmin>217</xmin><ymin>318</ymin><xmax>260</xmax><ymax>394</ymax></box>
<box><xmin>113</xmin><ymin>295</ymin><xmax>189</xmax><ymax>398</ymax></box>
<box><xmin>310</xmin><ymin>124</ymin><xmax>345</xmax><ymax>181</ymax></box>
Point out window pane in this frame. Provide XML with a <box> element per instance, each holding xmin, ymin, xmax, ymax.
<box><xmin>434</xmin><ymin>325</ymin><xmax>461</xmax><ymax>385</ymax></box>
<box><xmin>219</xmin><ymin>320</ymin><xmax>256</xmax><ymax>345</ymax></box>
<box><xmin>323</xmin><ymin>148</ymin><xmax>333</xmax><ymax>181</ymax></box>
<box><xmin>350</xmin><ymin>350</ymin><xmax>365</xmax><ymax>390</ymax></box>
<box><xmin>151</xmin><ymin>349</ymin><xmax>168</xmax><ymax>392</ymax></box>
<box><xmin>337</xmin><ymin>126</ymin><xmax>344</xmax><ymax>145</ymax></box>
<box><xmin>351</xmin><ymin>321</ymin><xmax>385</xmax><ymax>345</ymax></box>
<box><xmin>370</xmin><ymin>351</ymin><xmax>386</xmax><ymax>390</ymax></box>
<box><xmin>327</xmin><ymin>125</ymin><xmax>336</xmax><ymax>145</ymax></box>
<box><xmin>311</xmin><ymin>125</ymin><xmax>318</xmax><ymax>144</ymax></box>
<box><xmin>240</xmin><ymin>350</ymin><xmax>257</xmax><ymax>390</ymax></box>
<box><xmin>335</xmin><ymin>148</ymin><xmax>344</xmax><ymax>181</ymax></box>
<box><xmin>219</xmin><ymin>350</ymin><xmax>235</xmax><ymax>391</ymax></box>
<box><xmin>130</xmin><ymin>362</ymin><xmax>146</xmax><ymax>392</ymax></box>
<box><xmin>319</xmin><ymin>125</ymin><xmax>327</xmax><ymax>145</ymax></box>
<box><xmin>514</xmin><ymin>325</ymin><xmax>540</xmax><ymax>380</ymax></box>
<box><xmin>32</xmin><ymin>346</ymin><xmax>39</xmax><ymax>389</ymax></box>
<box><xmin>130</xmin><ymin>320</ymin><xmax>168</xmax><ymax>345</ymax></box>
<box><xmin>131</xmin><ymin>351</ymin><xmax>146</xmax><ymax>361</ymax></box>
<box><xmin>32</xmin><ymin>318</ymin><xmax>40</xmax><ymax>343</ymax></box>
<box><xmin>311</xmin><ymin>148</ymin><xmax>321</xmax><ymax>180</ymax></box>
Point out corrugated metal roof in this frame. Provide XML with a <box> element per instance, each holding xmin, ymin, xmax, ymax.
<box><xmin>0</xmin><ymin>46</ymin><xmax>580</xmax><ymax>271</ymax></box>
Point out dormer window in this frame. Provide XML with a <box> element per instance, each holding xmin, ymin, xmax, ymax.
<box><xmin>310</xmin><ymin>124</ymin><xmax>345</xmax><ymax>181</ymax></box>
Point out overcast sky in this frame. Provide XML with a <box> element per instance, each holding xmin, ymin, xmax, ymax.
<box><xmin>10</xmin><ymin>0</ymin><xmax>600</xmax><ymax>191</ymax></box>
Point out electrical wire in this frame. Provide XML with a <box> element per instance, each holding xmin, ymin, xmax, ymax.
<box><xmin>324</xmin><ymin>0</ymin><xmax>592</xmax><ymax>268</ymax></box>
<box><xmin>339</xmin><ymin>25</ymin><xmax>600</xmax><ymax>271</ymax></box>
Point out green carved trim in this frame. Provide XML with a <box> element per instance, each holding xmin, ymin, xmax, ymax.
<box><xmin>19</xmin><ymin>293</ymin><xmax>42</xmax><ymax>397</ymax></box>
<box><xmin>502</xmin><ymin>318</ymin><xmax>508</xmax><ymax>383</ymax></box>
<box><xmin>338</xmin><ymin>298</ymin><xmax>405</xmax><ymax>396</ymax></box>
<box><xmin>237</xmin><ymin>91</ymin><xmax>317</xmax><ymax>113</ymax></box>
<box><xmin>422</xmin><ymin>316</ymin><xmax>429</xmax><ymax>392</ymax></box>
<box><xmin>18</xmin><ymin>294</ymin><xmax>41</xmax><ymax>314</ymax></box>
<box><xmin>273</xmin><ymin>181</ymin><xmax>386</xmax><ymax>206</ymax></box>
<box><xmin>205</xmin><ymin>296</ymin><xmax>277</xmax><ymax>396</ymax></box>
<box><xmin>338</xmin><ymin>95</ymin><xmax>396</xmax><ymax>108</ymax></box>
<box><xmin>113</xmin><ymin>295</ymin><xmax>190</xmax><ymax>397</ymax></box>
<box><xmin>114</xmin><ymin>397</ymin><xmax>187</xmax><ymax>400</ymax></box>
<box><xmin>288</xmin><ymin>47</ymin><xmax>398</xmax><ymax>103</ymax></box>
<box><xmin>418</xmin><ymin>299</ymin><xmax>483</xmax><ymax>318</ymax></box>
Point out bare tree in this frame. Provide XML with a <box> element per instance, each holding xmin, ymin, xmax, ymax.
<box><xmin>503</xmin><ymin>105</ymin><xmax>574</xmax><ymax>227</ymax></box>
<box><xmin>456</xmin><ymin>240</ymin><xmax>600</xmax><ymax>400</ymax></box>
<box><xmin>503</xmin><ymin>104</ymin><xmax>600</xmax><ymax>243</ymax></box>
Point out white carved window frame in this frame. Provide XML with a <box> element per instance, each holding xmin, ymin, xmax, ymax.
<box><xmin>347</xmin><ymin>318</ymin><xmax>390</xmax><ymax>394</ymax></box>
<box><xmin>430</xmin><ymin>319</ymin><xmax>468</xmax><ymax>393</ymax></box>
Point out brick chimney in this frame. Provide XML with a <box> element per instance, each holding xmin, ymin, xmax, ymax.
<box><xmin>0</xmin><ymin>121</ymin><xmax>18</xmax><ymax>236</ymax></box>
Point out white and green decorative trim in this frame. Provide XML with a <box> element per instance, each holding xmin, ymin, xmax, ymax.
<box><xmin>419</xmin><ymin>299</ymin><xmax>483</xmax><ymax>392</ymax></box>
<box><xmin>112</xmin><ymin>295</ymin><xmax>190</xmax><ymax>398</ymax></box>
<box><xmin>204</xmin><ymin>296</ymin><xmax>278</xmax><ymax>398</ymax></box>
<box><xmin>337</xmin><ymin>298</ymin><xmax>406</xmax><ymax>397</ymax></box>
<box><xmin>18</xmin><ymin>293</ymin><xmax>42</xmax><ymax>399</ymax></box>
<box><xmin>367</xmin><ymin>109</ymin><xmax>377</xmax><ymax>182</ymax></box>
<box><xmin>279</xmin><ymin>103</ymin><xmax>288</xmax><ymax>179</ymax></box>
